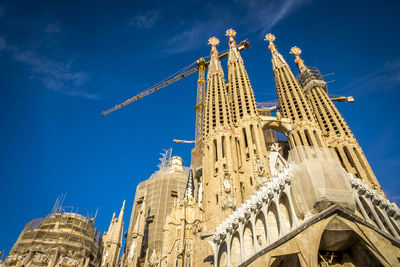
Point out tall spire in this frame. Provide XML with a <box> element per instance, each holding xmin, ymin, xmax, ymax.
<box><xmin>102</xmin><ymin>200</ymin><xmax>125</xmax><ymax>267</ymax></box>
<box><xmin>226</xmin><ymin>28</ymin><xmax>270</xmax><ymax>200</ymax></box>
<box><xmin>184</xmin><ymin>170</ymin><xmax>194</xmax><ymax>199</ymax></box>
<box><xmin>265</xmin><ymin>33</ymin><xmax>289</xmax><ymax>69</ymax></box>
<box><xmin>290</xmin><ymin>46</ymin><xmax>308</xmax><ymax>73</ymax></box>
<box><xmin>226</xmin><ymin>28</ymin><xmax>259</xmax><ymax>120</ymax></box>
<box><xmin>203</xmin><ymin>36</ymin><xmax>232</xmax><ymax>137</ymax></box>
<box><xmin>201</xmin><ymin>35</ymin><xmax>239</xmax><ymax>228</ymax></box>
<box><xmin>118</xmin><ymin>200</ymin><xmax>125</xmax><ymax>222</ymax></box>
<box><xmin>207</xmin><ymin>37</ymin><xmax>224</xmax><ymax>78</ymax></box>
<box><xmin>226</xmin><ymin>28</ymin><xmax>243</xmax><ymax>65</ymax></box>
<box><xmin>290</xmin><ymin>45</ymin><xmax>382</xmax><ymax>192</ymax></box>
<box><xmin>265</xmin><ymin>33</ymin><xmax>325</xmax><ymax>148</ymax></box>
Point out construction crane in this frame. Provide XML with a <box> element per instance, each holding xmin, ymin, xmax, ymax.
<box><xmin>330</xmin><ymin>96</ymin><xmax>355</xmax><ymax>103</ymax></box>
<box><xmin>257</xmin><ymin>95</ymin><xmax>354</xmax><ymax>112</ymax></box>
<box><xmin>173</xmin><ymin>139</ymin><xmax>196</xmax><ymax>144</ymax></box>
<box><xmin>101</xmin><ymin>40</ymin><xmax>251</xmax><ymax>144</ymax></box>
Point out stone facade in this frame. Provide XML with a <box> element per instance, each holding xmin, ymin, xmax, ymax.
<box><xmin>290</xmin><ymin>46</ymin><xmax>382</xmax><ymax>193</ymax></box>
<box><xmin>118</xmin><ymin>30</ymin><xmax>400</xmax><ymax>266</ymax></box>
<box><xmin>3</xmin><ymin>29</ymin><xmax>399</xmax><ymax>267</ymax></box>
<box><xmin>102</xmin><ymin>201</ymin><xmax>125</xmax><ymax>267</ymax></box>
<box><xmin>121</xmin><ymin>155</ymin><xmax>188</xmax><ymax>267</ymax></box>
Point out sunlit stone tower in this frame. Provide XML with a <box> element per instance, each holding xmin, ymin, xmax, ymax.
<box><xmin>2</xmin><ymin>206</ymin><xmax>103</xmax><ymax>267</ymax></box>
<box><xmin>265</xmin><ymin>34</ymin><xmax>326</xmax><ymax>148</ymax></box>
<box><xmin>121</xmin><ymin>155</ymin><xmax>188</xmax><ymax>267</ymax></box>
<box><xmin>226</xmin><ymin>29</ymin><xmax>270</xmax><ymax>199</ymax></box>
<box><xmin>201</xmin><ymin>37</ymin><xmax>241</xmax><ymax>228</ymax></box>
<box><xmin>102</xmin><ymin>200</ymin><xmax>125</xmax><ymax>267</ymax></box>
<box><xmin>290</xmin><ymin>46</ymin><xmax>382</xmax><ymax>192</ymax></box>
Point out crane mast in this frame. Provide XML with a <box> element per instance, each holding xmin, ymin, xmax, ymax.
<box><xmin>195</xmin><ymin>58</ymin><xmax>206</xmax><ymax>143</ymax></box>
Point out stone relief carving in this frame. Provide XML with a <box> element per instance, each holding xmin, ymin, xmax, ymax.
<box><xmin>221</xmin><ymin>196</ymin><xmax>237</xmax><ymax>210</ymax></box>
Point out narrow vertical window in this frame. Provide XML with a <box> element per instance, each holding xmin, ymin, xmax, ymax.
<box><xmin>213</xmin><ymin>139</ymin><xmax>218</xmax><ymax>162</ymax></box>
<box><xmin>221</xmin><ymin>136</ymin><xmax>225</xmax><ymax>158</ymax></box>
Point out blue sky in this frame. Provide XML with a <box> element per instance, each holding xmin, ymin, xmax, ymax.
<box><xmin>0</xmin><ymin>0</ymin><xmax>399</xmax><ymax>256</ymax></box>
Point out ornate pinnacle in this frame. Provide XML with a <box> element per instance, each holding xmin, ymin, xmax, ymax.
<box><xmin>264</xmin><ymin>33</ymin><xmax>288</xmax><ymax>68</ymax></box>
<box><xmin>290</xmin><ymin>46</ymin><xmax>307</xmax><ymax>72</ymax></box>
<box><xmin>208</xmin><ymin>37</ymin><xmax>220</xmax><ymax>59</ymax></box>
<box><xmin>208</xmin><ymin>36</ymin><xmax>220</xmax><ymax>46</ymax></box>
<box><xmin>226</xmin><ymin>28</ymin><xmax>237</xmax><ymax>48</ymax></box>
<box><xmin>290</xmin><ymin>46</ymin><xmax>302</xmax><ymax>56</ymax></box>
<box><xmin>265</xmin><ymin>33</ymin><xmax>277</xmax><ymax>52</ymax></box>
<box><xmin>265</xmin><ymin>33</ymin><xmax>275</xmax><ymax>43</ymax></box>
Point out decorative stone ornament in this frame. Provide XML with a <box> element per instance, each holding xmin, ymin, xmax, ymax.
<box><xmin>208</xmin><ymin>36</ymin><xmax>220</xmax><ymax>47</ymax></box>
<box><xmin>265</xmin><ymin>33</ymin><xmax>275</xmax><ymax>43</ymax></box>
<box><xmin>225</xmin><ymin>28</ymin><xmax>237</xmax><ymax>47</ymax></box>
<box><xmin>290</xmin><ymin>46</ymin><xmax>307</xmax><ymax>72</ymax></box>
<box><xmin>223</xmin><ymin>179</ymin><xmax>231</xmax><ymax>193</ymax></box>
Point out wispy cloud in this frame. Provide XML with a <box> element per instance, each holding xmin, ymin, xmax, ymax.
<box><xmin>165</xmin><ymin>20</ymin><xmax>226</xmax><ymax>54</ymax></box>
<box><xmin>344</xmin><ymin>58</ymin><xmax>400</xmax><ymax>94</ymax></box>
<box><xmin>128</xmin><ymin>10</ymin><xmax>160</xmax><ymax>29</ymax></box>
<box><xmin>242</xmin><ymin>0</ymin><xmax>309</xmax><ymax>34</ymax></box>
<box><xmin>1</xmin><ymin>37</ymin><xmax>97</xmax><ymax>99</ymax></box>
<box><xmin>165</xmin><ymin>0</ymin><xmax>309</xmax><ymax>54</ymax></box>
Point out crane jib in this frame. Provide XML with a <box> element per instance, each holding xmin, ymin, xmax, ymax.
<box><xmin>101</xmin><ymin>40</ymin><xmax>249</xmax><ymax>116</ymax></box>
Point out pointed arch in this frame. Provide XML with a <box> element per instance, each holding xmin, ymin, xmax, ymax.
<box><xmin>267</xmin><ymin>202</ymin><xmax>280</xmax><ymax>243</ymax></box>
<box><xmin>217</xmin><ymin>241</ymin><xmax>227</xmax><ymax>267</ymax></box>
<box><xmin>230</xmin><ymin>233</ymin><xmax>241</xmax><ymax>266</ymax></box>
<box><xmin>279</xmin><ymin>192</ymin><xmax>293</xmax><ymax>231</ymax></box>
<box><xmin>243</xmin><ymin>222</ymin><xmax>255</xmax><ymax>259</ymax></box>
<box><xmin>255</xmin><ymin>212</ymin><xmax>267</xmax><ymax>248</ymax></box>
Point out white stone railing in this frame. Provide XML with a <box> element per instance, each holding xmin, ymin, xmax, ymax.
<box><xmin>351</xmin><ymin>177</ymin><xmax>400</xmax><ymax>239</ymax></box>
<box><xmin>206</xmin><ymin>164</ymin><xmax>300</xmax><ymax>267</ymax></box>
<box><xmin>205</xmin><ymin>166</ymin><xmax>400</xmax><ymax>267</ymax></box>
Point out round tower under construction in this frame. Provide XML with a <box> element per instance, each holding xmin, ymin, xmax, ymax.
<box><xmin>2</xmin><ymin>206</ymin><xmax>103</xmax><ymax>267</ymax></box>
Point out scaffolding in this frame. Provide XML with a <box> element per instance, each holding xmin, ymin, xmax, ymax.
<box><xmin>3</xmin><ymin>205</ymin><xmax>103</xmax><ymax>267</ymax></box>
<box><xmin>298</xmin><ymin>66</ymin><xmax>325</xmax><ymax>88</ymax></box>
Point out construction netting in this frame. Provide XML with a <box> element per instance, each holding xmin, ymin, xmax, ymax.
<box><xmin>288</xmin><ymin>146</ymin><xmax>355</xmax><ymax>218</ymax></box>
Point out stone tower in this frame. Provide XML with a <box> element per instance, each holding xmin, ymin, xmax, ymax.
<box><xmin>2</xmin><ymin>207</ymin><xmax>103</xmax><ymax>267</ymax></box>
<box><xmin>201</xmin><ymin>36</ymin><xmax>240</xmax><ymax>229</ymax></box>
<box><xmin>201</xmin><ymin>33</ymin><xmax>400</xmax><ymax>267</ymax></box>
<box><xmin>226</xmin><ymin>29</ymin><xmax>270</xmax><ymax>197</ymax></box>
<box><xmin>290</xmin><ymin>46</ymin><xmax>382</xmax><ymax>193</ymax></box>
<box><xmin>102</xmin><ymin>200</ymin><xmax>125</xmax><ymax>267</ymax></box>
<box><xmin>122</xmin><ymin>155</ymin><xmax>188</xmax><ymax>267</ymax></box>
<box><xmin>161</xmin><ymin>170</ymin><xmax>203</xmax><ymax>267</ymax></box>
<box><xmin>265</xmin><ymin>34</ymin><xmax>326</xmax><ymax>148</ymax></box>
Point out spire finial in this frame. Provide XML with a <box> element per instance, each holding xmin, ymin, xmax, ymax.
<box><xmin>290</xmin><ymin>46</ymin><xmax>308</xmax><ymax>72</ymax></box>
<box><xmin>226</xmin><ymin>28</ymin><xmax>237</xmax><ymax>48</ymax></box>
<box><xmin>208</xmin><ymin>37</ymin><xmax>220</xmax><ymax>59</ymax></box>
<box><xmin>265</xmin><ymin>33</ymin><xmax>277</xmax><ymax>52</ymax></box>
<box><xmin>264</xmin><ymin>33</ymin><xmax>289</xmax><ymax>69</ymax></box>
